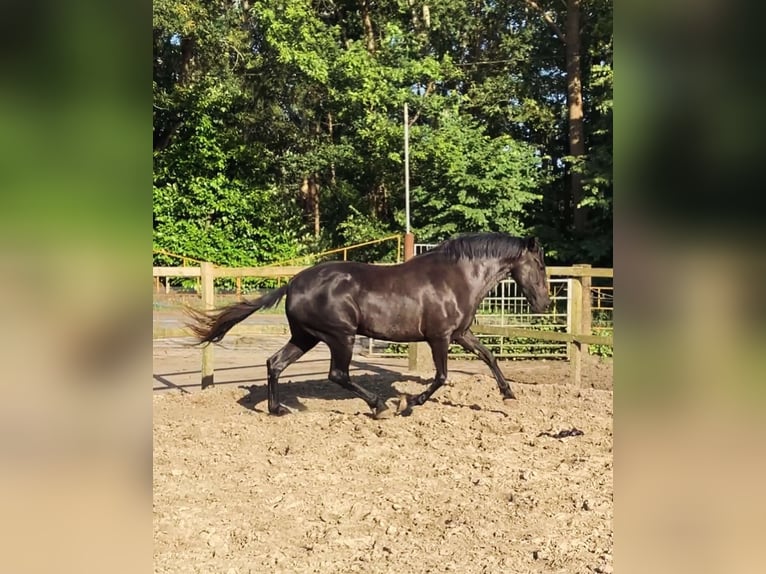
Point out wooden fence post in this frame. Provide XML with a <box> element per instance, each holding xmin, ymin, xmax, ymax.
<box><xmin>405</xmin><ymin>234</ymin><xmax>431</xmax><ymax>373</ymax></box>
<box><xmin>200</xmin><ymin>262</ymin><xmax>215</xmax><ymax>389</ymax></box>
<box><xmin>569</xmin><ymin>265</ymin><xmax>584</xmax><ymax>386</ymax></box>
<box><xmin>580</xmin><ymin>264</ymin><xmax>592</xmax><ymax>356</ymax></box>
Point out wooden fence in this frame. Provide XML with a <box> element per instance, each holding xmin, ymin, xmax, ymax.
<box><xmin>153</xmin><ymin>263</ymin><xmax>613</xmax><ymax>388</ymax></box>
<box><xmin>472</xmin><ymin>264</ymin><xmax>612</xmax><ymax>386</ymax></box>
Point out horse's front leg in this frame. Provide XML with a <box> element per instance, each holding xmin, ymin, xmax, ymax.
<box><xmin>454</xmin><ymin>329</ymin><xmax>515</xmax><ymax>400</ymax></box>
<box><xmin>400</xmin><ymin>338</ymin><xmax>449</xmax><ymax>416</ymax></box>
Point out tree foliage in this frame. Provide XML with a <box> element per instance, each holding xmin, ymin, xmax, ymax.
<box><xmin>153</xmin><ymin>0</ymin><xmax>613</xmax><ymax>266</ymax></box>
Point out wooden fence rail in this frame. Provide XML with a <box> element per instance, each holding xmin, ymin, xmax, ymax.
<box><xmin>153</xmin><ymin>262</ymin><xmax>613</xmax><ymax>387</ymax></box>
<box><xmin>471</xmin><ymin>324</ymin><xmax>613</xmax><ymax>346</ymax></box>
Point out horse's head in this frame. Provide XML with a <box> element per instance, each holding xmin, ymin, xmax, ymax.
<box><xmin>510</xmin><ymin>237</ymin><xmax>551</xmax><ymax>314</ymax></box>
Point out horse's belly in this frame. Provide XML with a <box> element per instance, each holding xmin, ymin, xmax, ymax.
<box><xmin>355</xmin><ymin>297</ymin><xmax>424</xmax><ymax>341</ymax></box>
<box><xmin>356</xmin><ymin>291</ymin><xmax>464</xmax><ymax>342</ymax></box>
<box><xmin>357</xmin><ymin>315</ymin><xmax>422</xmax><ymax>342</ymax></box>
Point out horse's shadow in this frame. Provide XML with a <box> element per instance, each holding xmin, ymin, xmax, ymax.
<box><xmin>236</xmin><ymin>360</ymin><xmax>428</xmax><ymax>414</ymax></box>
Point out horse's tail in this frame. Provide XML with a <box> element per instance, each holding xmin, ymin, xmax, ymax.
<box><xmin>186</xmin><ymin>284</ymin><xmax>288</xmax><ymax>345</ymax></box>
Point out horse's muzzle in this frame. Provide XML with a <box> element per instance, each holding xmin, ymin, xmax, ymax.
<box><xmin>531</xmin><ymin>295</ymin><xmax>552</xmax><ymax>314</ymax></box>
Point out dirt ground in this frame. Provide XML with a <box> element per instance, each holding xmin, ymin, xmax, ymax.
<box><xmin>153</xmin><ymin>335</ymin><xmax>613</xmax><ymax>574</ymax></box>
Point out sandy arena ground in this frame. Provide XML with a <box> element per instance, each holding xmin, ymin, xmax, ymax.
<box><xmin>154</xmin><ymin>335</ymin><xmax>613</xmax><ymax>574</ymax></box>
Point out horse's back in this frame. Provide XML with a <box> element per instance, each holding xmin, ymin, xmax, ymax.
<box><xmin>284</xmin><ymin>262</ymin><xmax>368</xmax><ymax>333</ymax></box>
<box><xmin>294</xmin><ymin>259</ymin><xmax>468</xmax><ymax>339</ymax></box>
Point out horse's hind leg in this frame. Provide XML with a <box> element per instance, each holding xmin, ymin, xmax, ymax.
<box><xmin>454</xmin><ymin>329</ymin><xmax>515</xmax><ymax>400</ymax></box>
<box><xmin>266</xmin><ymin>333</ymin><xmax>318</xmax><ymax>415</ymax></box>
<box><xmin>326</xmin><ymin>335</ymin><xmax>389</xmax><ymax>418</ymax></box>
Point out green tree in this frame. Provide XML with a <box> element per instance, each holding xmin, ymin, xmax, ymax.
<box><xmin>152</xmin><ymin>0</ymin><xmax>612</xmax><ymax>267</ymax></box>
<box><xmin>410</xmin><ymin>112</ymin><xmax>542</xmax><ymax>241</ymax></box>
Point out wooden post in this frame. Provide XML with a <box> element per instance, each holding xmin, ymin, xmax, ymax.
<box><xmin>403</xmin><ymin>233</ymin><xmax>414</xmax><ymax>261</ymax></box>
<box><xmin>405</xmin><ymin>233</ymin><xmax>431</xmax><ymax>373</ymax></box>
<box><xmin>580</xmin><ymin>264</ymin><xmax>592</xmax><ymax>356</ymax></box>
<box><xmin>200</xmin><ymin>262</ymin><xmax>215</xmax><ymax>389</ymax></box>
<box><xmin>569</xmin><ymin>266</ymin><xmax>584</xmax><ymax>386</ymax></box>
<box><xmin>236</xmin><ymin>277</ymin><xmax>242</xmax><ymax>299</ymax></box>
<box><xmin>154</xmin><ymin>276</ymin><xmax>160</xmax><ymax>293</ymax></box>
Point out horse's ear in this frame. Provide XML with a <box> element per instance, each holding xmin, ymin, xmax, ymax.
<box><xmin>526</xmin><ymin>237</ymin><xmax>540</xmax><ymax>252</ymax></box>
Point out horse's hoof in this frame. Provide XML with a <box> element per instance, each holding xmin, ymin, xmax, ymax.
<box><xmin>270</xmin><ymin>404</ymin><xmax>292</xmax><ymax>416</ymax></box>
<box><xmin>502</xmin><ymin>395</ymin><xmax>517</xmax><ymax>404</ymax></box>
<box><xmin>395</xmin><ymin>395</ymin><xmax>414</xmax><ymax>417</ymax></box>
<box><xmin>374</xmin><ymin>405</ymin><xmax>394</xmax><ymax>420</ymax></box>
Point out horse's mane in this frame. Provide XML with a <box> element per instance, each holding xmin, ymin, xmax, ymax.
<box><xmin>427</xmin><ymin>232</ymin><xmax>526</xmax><ymax>262</ymax></box>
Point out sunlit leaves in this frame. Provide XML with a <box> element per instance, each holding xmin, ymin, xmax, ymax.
<box><xmin>153</xmin><ymin>0</ymin><xmax>612</xmax><ymax>266</ymax></box>
<box><xmin>411</xmin><ymin>113</ymin><xmax>543</xmax><ymax>241</ymax></box>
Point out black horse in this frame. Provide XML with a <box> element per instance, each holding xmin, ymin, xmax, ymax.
<box><xmin>188</xmin><ymin>232</ymin><xmax>551</xmax><ymax>418</ymax></box>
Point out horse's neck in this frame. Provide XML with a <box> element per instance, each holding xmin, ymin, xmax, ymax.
<box><xmin>467</xmin><ymin>258</ymin><xmax>511</xmax><ymax>302</ymax></box>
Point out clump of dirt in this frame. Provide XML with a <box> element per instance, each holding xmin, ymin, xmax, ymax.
<box><xmin>154</xmin><ymin>361</ymin><xmax>612</xmax><ymax>574</ymax></box>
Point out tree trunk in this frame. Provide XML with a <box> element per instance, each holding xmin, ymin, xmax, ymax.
<box><xmin>566</xmin><ymin>0</ymin><xmax>587</xmax><ymax>234</ymax></box>
<box><xmin>370</xmin><ymin>182</ymin><xmax>389</xmax><ymax>217</ymax></box>
<box><xmin>360</xmin><ymin>0</ymin><xmax>376</xmax><ymax>53</ymax></box>
<box><xmin>301</xmin><ymin>175</ymin><xmax>321</xmax><ymax>238</ymax></box>
<box><xmin>328</xmin><ymin>112</ymin><xmax>336</xmax><ymax>185</ymax></box>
